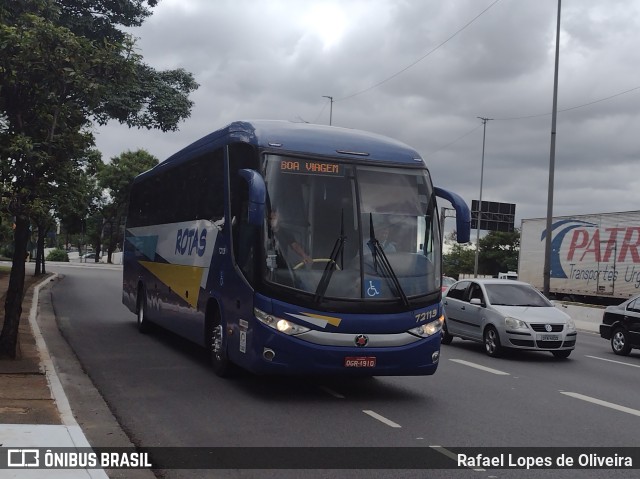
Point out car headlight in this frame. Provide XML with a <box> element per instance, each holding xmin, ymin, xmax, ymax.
<box><xmin>565</xmin><ymin>318</ymin><xmax>576</xmax><ymax>331</ymax></box>
<box><xmin>505</xmin><ymin>317</ymin><xmax>528</xmax><ymax>330</ymax></box>
<box><xmin>409</xmin><ymin>315</ymin><xmax>444</xmax><ymax>338</ymax></box>
<box><xmin>254</xmin><ymin>307</ymin><xmax>310</xmax><ymax>336</ymax></box>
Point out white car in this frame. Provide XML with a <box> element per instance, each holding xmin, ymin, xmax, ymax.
<box><xmin>442</xmin><ymin>279</ymin><xmax>576</xmax><ymax>358</ymax></box>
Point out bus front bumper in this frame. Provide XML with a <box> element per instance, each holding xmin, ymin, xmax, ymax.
<box><xmin>239</xmin><ymin>326</ymin><xmax>441</xmax><ymax>376</ymax></box>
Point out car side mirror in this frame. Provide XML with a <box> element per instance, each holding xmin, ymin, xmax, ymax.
<box><xmin>470</xmin><ymin>298</ymin><xmax>483</xmax><ymax>306</ymax></box>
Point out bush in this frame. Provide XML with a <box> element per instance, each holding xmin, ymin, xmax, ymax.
<box><xmin>0</xmin><ymin>245</ymin><xmax>13</xmax><ymax>260</ymax></box>
<box><xmin>46</xmin><ymin>248</ymin><xmax>69</xmax><ymax>262</ymax></box>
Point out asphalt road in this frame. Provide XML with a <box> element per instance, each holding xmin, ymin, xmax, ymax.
<box><xmin>45</xmin><ymin>263</ymin><xmax>640</xmax><ymax>479</ymax></box>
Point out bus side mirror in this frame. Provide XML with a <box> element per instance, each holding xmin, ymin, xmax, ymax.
<box><xmin>434</xmin><ymin>187</ymin><xmax>471</xmax><ymax>244</ymax></box>
<box><xmin>239</xmin><ymin>169</ymin><xmax>266</xmax><ymax>226</ymax></box>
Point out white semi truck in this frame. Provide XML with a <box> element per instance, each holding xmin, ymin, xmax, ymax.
<box><xmin>519</xmin><ymin>211</ymin><xmax>640</xmax><ymax>303</ymax></box>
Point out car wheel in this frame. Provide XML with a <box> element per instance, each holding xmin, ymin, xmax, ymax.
<box><xmin>552</xmin><ymin>350</ymin><xmax>572</xmax><ymax>359</ymax></box>
<box><xmin>483</xmin><ymin>326</ymin><xmax>502</xmax><ymax>357</ymax></box>
<box><xmin>611</xmin><ymin>327</ymin><xmax>632</xmax><ymax>356</ymax></box>
<box><xmin>136</xmin><ymin>286</ymin><xmax>152</xmax><ymax>333</ymax></box>
<box><xmin>441</xmin><ymin>321</ymin><xmax>453</xmax><ymax>345</ymax></box>
<box><xmin>209</xmin><ymin>313</ymin><xmax>232</xmax><ymax>377</ymax></box>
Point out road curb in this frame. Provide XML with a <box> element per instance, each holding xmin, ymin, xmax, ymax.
<box><xmin>27</xmin><ymin>273</ymin><xmax>79</xmax><ymax>426</ymax></box>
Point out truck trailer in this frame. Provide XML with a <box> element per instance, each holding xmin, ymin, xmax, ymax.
<box><xmin>519</xmin><ymin>211</ymin><xmax>640</xmax><ymax>303</ymax></box>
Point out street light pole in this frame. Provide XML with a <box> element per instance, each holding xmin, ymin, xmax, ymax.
<box><xmin>322</xmin><ymin>95</ymin><xmax>333</xmax><ymax>125</ymax></box>
<box><xmin>440</xmin><ymin>206</ymin><xmax>456</xmax><ymax>241</ymax></box>
<box><xmin>543</xmin><ymin>0</ymin><xmax>561</xmax><ymax>297</ymax></box>
<box><xmin>474</xmin><ymin>117</ymin><xmax>492</xmax><ymax>278</ymax></box>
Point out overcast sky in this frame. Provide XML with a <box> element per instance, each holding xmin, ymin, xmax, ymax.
<box><xmin>94</xmin><ymin>0</ymin><xmax>640</xmax><ymax>232</ymax></box>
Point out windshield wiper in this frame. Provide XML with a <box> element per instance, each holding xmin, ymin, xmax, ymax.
<box><xmin>314</xmin><ymin>210</ymin><xmax>346</xmax><ymax>304</ymax></box>
<box><xmin>367</xmin><ymin>214</ymin><xmax>409</xmax><ymax>306</ymax></box>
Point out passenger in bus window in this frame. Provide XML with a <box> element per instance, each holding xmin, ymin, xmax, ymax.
<box><xmin>269</xmin><ymin>209</ymin><xmax>312</xmax><ymax>267</ymax></box>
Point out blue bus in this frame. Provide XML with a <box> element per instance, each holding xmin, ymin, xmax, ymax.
<box><xmin>123</xmin><ymin>120</ymin><xmax>470</xmax><ymax>376</ymax></box>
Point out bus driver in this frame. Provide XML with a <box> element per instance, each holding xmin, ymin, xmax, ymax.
<box><xmin>269</xmin><ymin>209</ymin><xmax>312</xmax><ymax>267</ymax></box>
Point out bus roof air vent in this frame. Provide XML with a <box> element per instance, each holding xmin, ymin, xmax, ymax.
<box><xmin>336</xmin><ymin>150</ymin><xmax>369</xmax><ymax>156</ymax></box>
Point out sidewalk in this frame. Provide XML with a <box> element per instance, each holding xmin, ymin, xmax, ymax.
<box><xmin>0</xmin><ymin>270</ymin><xmax>109</xmax><ymax>478</ymax></box>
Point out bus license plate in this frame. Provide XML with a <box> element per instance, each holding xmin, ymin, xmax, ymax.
<box><xmin>540</xmin><ymin>334</ymin><xmax>559</xmax><ymax>341</ymax></box>
<box><xmin>344</xmin><ymin>357</ymin><xmax>376</xmax><ymax>368</ymax></box>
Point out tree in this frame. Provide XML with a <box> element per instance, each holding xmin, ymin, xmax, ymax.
<box><xmin>0</xmin><ymin>1</ymin><xmax>197</xmax><ymax>359</ymax></box>
<box><xmin>478</xmin><ymin>230</ymin><xmax>520</xmax><ymax>277</ymax></box>
<box><xmin>98</xmin><ymin>149</ymin><xmax>158</xmax><ymax>263</ymax></box>
<box><xmin>56</xmin><ymin>148</ymin><xmax>103</xmax><ymax>255</ymax></box>
<box><xmin>442</xmin><ymin>229</ymin><xmax>520</xmax><ymax>278</ymax></box>
<box><xmin>443</xmin><ymin>242</ymin><xmax>475</xmax><ymax>279</ymax></box>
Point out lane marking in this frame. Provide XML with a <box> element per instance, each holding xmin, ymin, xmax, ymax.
<box><xmin>430</xmin><ymin>445</ymin><xmax>485</xmax><ymax>472</ymax></box>
<box><xmin>363</xmin><ymin>410</ymin><xmax>401</xmax><ymax>428</ymax></box>
<box><xmin>585</xmin><ymin>355</ymin><xmax>640</xmax><ymax>369</ymax></box>
<box><xmin>561</xmin><ymin>392</ymin><xmax>640</xmax><ymax>417</ymax></box>
<box><xmin>449</xmin><ymin>359</ymin><xmax>510</xmax><ymax>375</ymax></box>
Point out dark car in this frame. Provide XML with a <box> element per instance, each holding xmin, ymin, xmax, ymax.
<box><xmin>600</xmin><ymin>295</ymin><xmax>640</xmax><ymax>355</ymax></box>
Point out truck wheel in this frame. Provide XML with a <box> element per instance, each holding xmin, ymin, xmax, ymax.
<box><xmin>611</xmin><ymin>327</ymin><xmax>632</xmax><ymax>356</ymax></box>
<box><xmin>136</xmin><ymin>286</ymin><xmax>152</xmax><ymax>333</ymax></box>
<box><xmin>484</xmin><ymin>326</ymin><xmax>503</xmax><ymax>357</ymax></box>
<box><xmin>441</xmin><ymin>321</ymin><xmax>453</xmax><ymax>345</ymax></box>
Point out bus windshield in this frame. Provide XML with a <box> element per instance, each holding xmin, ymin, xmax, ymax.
<box><xmin>262</xmin><ymin>155</ymin><xmax>440</xmax><ymax>303</ymax></box>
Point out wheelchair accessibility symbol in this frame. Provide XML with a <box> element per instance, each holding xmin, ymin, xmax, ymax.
<box><xmin>366</xmin><ymin>279</ymin><xmax>381</xmax><ymax>297</ymax></box>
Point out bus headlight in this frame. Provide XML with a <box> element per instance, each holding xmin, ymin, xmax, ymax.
<box><xmin>408</xmin><ymin>315</ymin><xmax>443</xmax><ymax>338</ymax></box>
<box><xmin>254</xmin><ymin>308</ymin><xmax>310</xmax><ymax>336</ymax></box>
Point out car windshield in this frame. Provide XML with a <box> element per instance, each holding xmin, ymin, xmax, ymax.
<box><xmin>484</xmin><ymin>283</ymin><xmax>551</xmax><ymax>307</ymax></box>
<box><xmin>261</xmin><ymin>155</ymin><xmax>441</xmax><ymax>303</ymax></box>
<box><xmin>442</xmin><ymin>277</ymin><xmax>456</xmax><ymax>287</ymax></box>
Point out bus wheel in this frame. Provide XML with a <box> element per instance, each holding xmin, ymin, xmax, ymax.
<box><xmin>209</xmin><ymin>314</ymin><xmax>231</xmax><ymax>377</ymax></box>
<box><xmin>136</xmin><ymin>286</ymin><xmax>152</xmax><ymax>334</ymax></box>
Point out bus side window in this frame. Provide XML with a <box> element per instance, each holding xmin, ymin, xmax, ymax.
<box><xmin>193</xmin><ymin>149</ymin><xmax>224</xmax><ymax>223</ymax></box>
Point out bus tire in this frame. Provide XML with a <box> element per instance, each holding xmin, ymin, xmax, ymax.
<box><xmin>136</xmin><ymin>285</ymin><xmax>152</xmax><ymax>334</ymax></box>
<box><xmin>208</xmin><ymin>308</ymin><xmax>232</xmax><ymax>377</ymax></box>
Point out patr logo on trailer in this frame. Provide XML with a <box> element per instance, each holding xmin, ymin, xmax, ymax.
<box><xmin>544</xmin><ymin>220</ymin><xmax>640</xmax><ymax>279</ymax></box>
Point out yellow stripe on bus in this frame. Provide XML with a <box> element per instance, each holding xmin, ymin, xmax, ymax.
<box><xmin>139</xmin><ymin>261</ymin><xmax>205</xmax><ymax>309</ymax></box>
<box><xmin>302</xmin><ymin>313</ymin><xmax>342</xmax><ymax>327</ymax></box>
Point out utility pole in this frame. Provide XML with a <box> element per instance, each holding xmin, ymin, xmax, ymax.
<box><xmin>322</xmin><ymin>95</ymin><xmax>333</xmax><ymax>125</ymax></box>
<box><xmin>474</xmin><ymin>117</ymin><xmax>492</xmax><ymax>277</ymax></box>
<box><xmin>440</xmin><ymin>207</ymin><xmax>456</xmax><ymax>241</ymax></box>
<box><xmin>544</xmin><ymin>0</ymin><xmax>561</xmax><ymax>297</ymax></box>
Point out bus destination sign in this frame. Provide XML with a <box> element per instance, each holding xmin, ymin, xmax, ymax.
<box><xmin>280</xmin><ymin>160</ymin><xmax>342</xmax><ymax>176</ymax></box>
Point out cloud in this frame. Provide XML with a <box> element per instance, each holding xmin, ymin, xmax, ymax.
<box><xmin>95</xmin><ymin>0</ymin><xmax>640</xmax><ymax>230</ymax></box>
